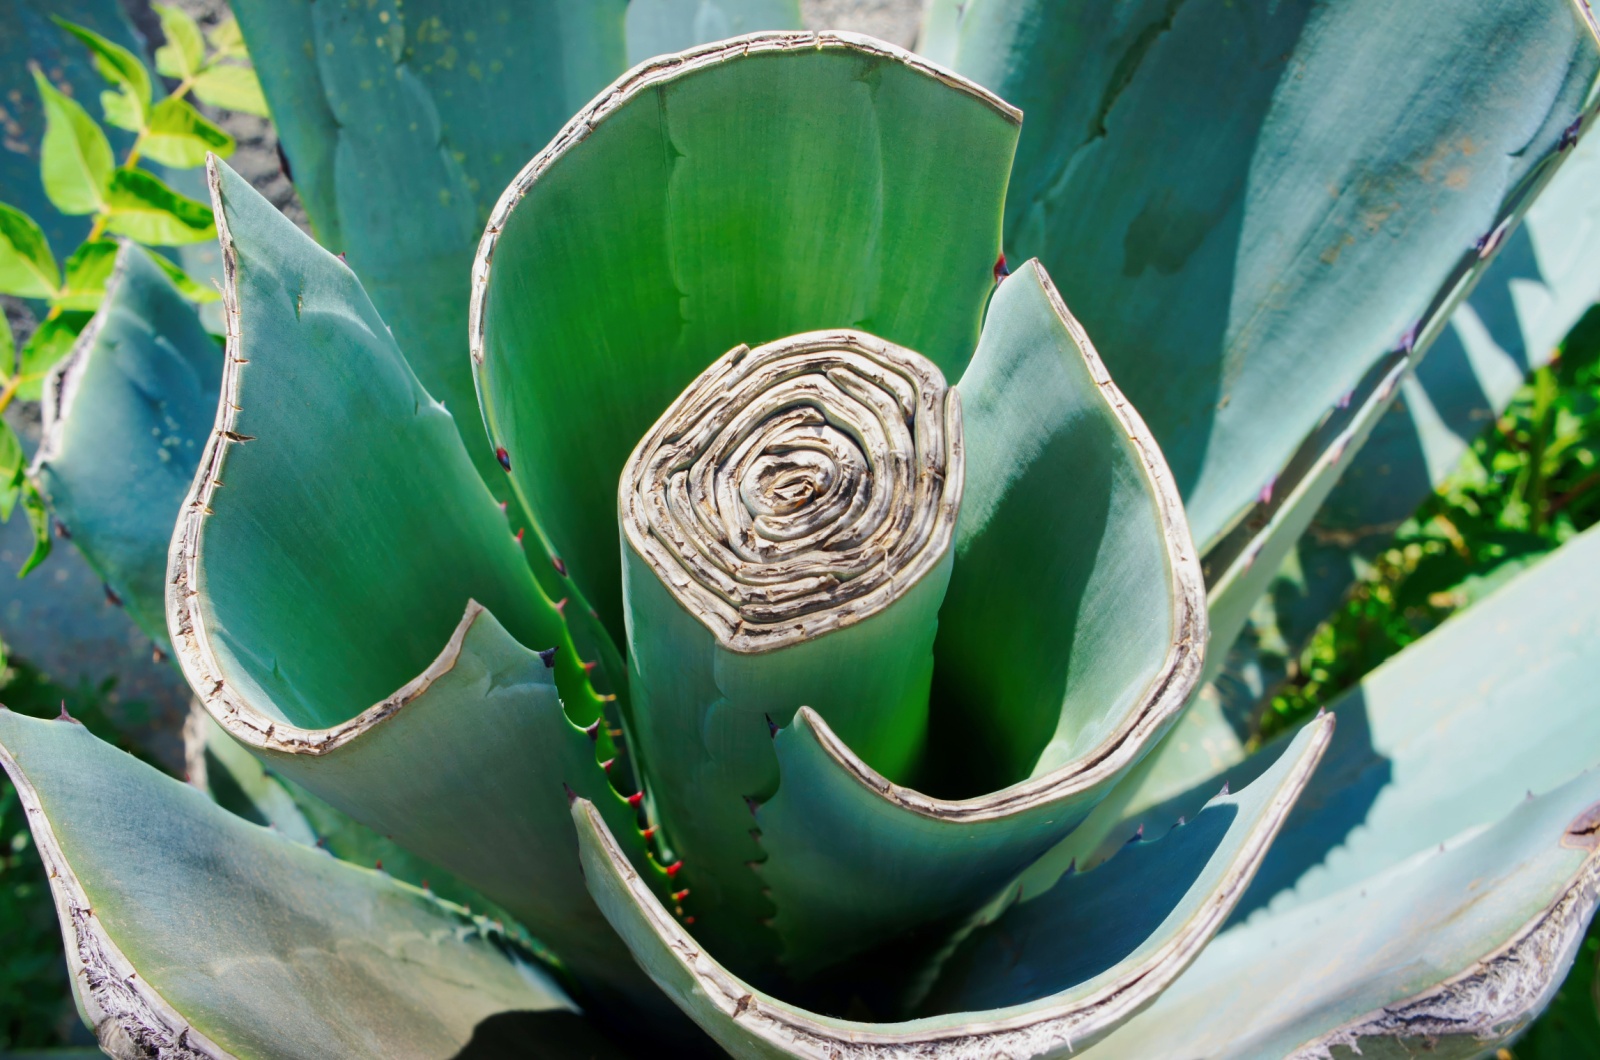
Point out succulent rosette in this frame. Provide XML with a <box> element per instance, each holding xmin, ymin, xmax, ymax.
<box><xmin>7</xmin><ymin>3</ymin><xmax>1600</xmax><ymax>1059</ymax></box>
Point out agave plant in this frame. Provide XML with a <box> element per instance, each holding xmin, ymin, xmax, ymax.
<box><xmin>7</xmin><ymin>0</ymin><xmax>1600</xmax><ymax>1056</ymax></box>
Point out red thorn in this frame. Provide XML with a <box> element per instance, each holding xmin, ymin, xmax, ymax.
<box><xmin>495</xmin><ymin>447</ymin><xmax>512</xmax><ymax>471</ymax></box>
<box><xmin>641</xmin><ymin>826</ymin><xmax>656</xmax><ymax>840</ymax></box>
<box><xmin>993</xmin><ymin>253</ymin><xmax>1010</xmax><ymax>283</ymax></box>
<box><xmin>672</xmin><ymin>889</ymin><xmax>690</xmax><ymax>902</ymax></box>
<box><xmin>684</xmin><ymin>916</ymin><xmax>696</xmax><ymax>925</ymax></box>
<box><xmin>553</xmin><ymin>597</ymin><xmax>568</xmax><ymax>615</ymax></box>
<box><xmin>514</xmin><ymin>528</ymin><xmax>525</xmax><ymax>544</ymax></box>
<box><xmin>374</xmin><ymin>860</ymin><xmax>384</xmax><ymax>871</ymax></box>
<box><xmin>601</xmin><ymin>757</ymin><xmax>616</xmax><ymax>772</ymax></box>
<box><xmin>336</xmin><ymin>251</ymin><xmax>347</xmax><ymax>263</ymax></box>
<box><xmin>627</xmin><ymin>792</ymin><xmax>644</xmax><ymax>808</ymax></box>
<box><xmin>151</xmin><ymin>645</ymin><xmax>167</xmax><ymax>664</ymax></box>
<box><xmin>552</xmin><ymin>555</ymin><xmax>567</xmax><ymax>576</ymax></box>
<box><xmin>582</xmin><ymin>659</ymin><xmax>598</xmax><ymax>674</ymax></box>
<box><xmin>498</xmin><ymin>500</ymin><xmax>508</xmax><ymax>512</ymax></box>
<box><xmin>583</xmin><ymin>719</ymin><xmax>601</xmax><ymax>741</ymax></box>
<box><xmin>422</xmin><ymin>879</ymin><xmax>431</xmax><ymax>891</ymax></box>
<box><xmin>664</xmin><ymin>860</ymin><xmax>684</xmax><ymax>878</ymax></box>
<box><xmin>56</xmin><ymin>701</ymin><xmax>76</xmax><ymax>724</ymax></box>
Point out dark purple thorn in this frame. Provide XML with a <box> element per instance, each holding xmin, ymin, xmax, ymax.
<box><xmin>537</xmin><ymin>646</ymin><xmax>558</xmax><ymax>668</ymax></box>
<box><xmin>765</xmin><ymin>714</ymin><xmax>778</xmax><ymax>738</ymax></box>
<box><xmin>1560</xmin><ymin>115</ymin><xmax>1583</xmax><ymax>151</ymax></box>
<box><xmin>562</xmin><ymin>782</ymin><xmax>578</xmax><ymax>805</ymax></box>
<box><xmin>583</xmin><ymin>719</ymin><xmax>601</xmax><ymax>741</ymax></box>
<box><xmin>495</xmin><ymin>447</ymin><xmax>512</xmax><ymax>471</ymax></box>
<box><xmin>1398</xmin><ymin>319</ymin><xmax>1420</xmax><ymax>356</ymax></box>
<box><xmin>103</xmin><ymin>584</ymin><xmax>122</xmax><ymax>608</ymax></box>
<box><xmin>993</xmin><ymin>253</ymin><xmax>1010</xmax><ymax>283</ymax></box>
<box><xmin>275</xmin><ymin>140</ymin><xmax>294</xmax><ymax>181</ymax></box>
<box><xmin>552</xmin><ymin>555</ymin><xmax>568</xmax><ymax>577</ymax></box>
<box><xmin>744</xmin><ymin>795</ymin><xmax>760</xmax><ymax>816</ymax></box>
<box><xmin>56</xmin><ymin>700</ymin><xmax>77</xmax><ymax>724</ymax></box>
<box><xmin>54</xmin><ymin>521</ymin><xmax>70</xmax><ymax>539</ymax></box>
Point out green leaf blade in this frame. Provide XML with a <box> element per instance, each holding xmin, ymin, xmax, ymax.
<box><xmin>103</xmin><ymin>166</ymin><xmax>216</xmax><ymax>244</ymax></box>
<box><xmin>139</xmin><ymin>96</ymin><xmax>235</xmax><ymax>169</ymax></box>
<box><xmin>0</xmin><ymin>201</ymin><xmax>60</xmax><ymax>298</ymax></box>
<box><xmin>151</xmin><ymin>3</ymin><xmax>204</xmax><ymax>80</ymax></box>
<box><xmin>30</xmin><ymin>65</ymin><xmax>114</xmax><ymax>215</ymax></box>
<box><xmin>0</xmin><ymin>708</ymin><xmax>591</xmax><ymax>1058</ymax></box>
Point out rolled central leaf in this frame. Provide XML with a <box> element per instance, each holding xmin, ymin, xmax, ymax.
<box><xmin>619</xmin><ymin>329</ymin><xmax>962</xmax><ymax>965</ymax></box>
<box><xmin>623</xmin><ymin>329</ymin><xmax>962</xmax><ymax>652</ymax></box>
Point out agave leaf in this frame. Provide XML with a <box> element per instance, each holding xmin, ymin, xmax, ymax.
<box><xmin>1082</xmin><ymin>769</ymin><xmax>1600</xmax><ymax>1059</ymax></box>
<box><xmin>472</xmin><ymin>31</ymin><xmax>1019</xmax><ymax>642</ymax></box>
<box><xmin>571</xmin><ymin>714</ymin><xmax>1329</xmax><ymax>1059</ymax></box>
<box><xmin>750</xmin><ymin>259</ymin><xmax>1205</xmax><ymax>972</ymax></box>
<box><xmin>226</xmin><ymin>0</ymin><xmax>625</xmax><ymax>513</ymax></box>
<box><xmin>32</xmin><ymin>242</ymin><xmax>222</xmax><ymax>648</ymax></box>
<box><xmin>228</xmin><ymin>0</ymin><xmax>631</xmax><ymax>686</ymax></box>
<box><xmin>1233</xmin><ymin>118</ymin><xmax>1600</xmax><ymax>700</ymax></box>
<box><xmin>1040</xmin><ymin>521</ymin><xmax>1600</xmax><ymax>910</ymax></box>
<box><xmin>0</xmin><ymin>708</ymin><xmax>594</xmax><ymax>1059</ymax></box>
<box><xmin>625</xmin><ymin>0</ymin><xmax>801</xmax><ymax>64</ymax></box>
<box><xmin>175</xmin><ymin>160</ymin><xmax>663</xmax><ymax>1003</ymax></box>
<box><xmin>0</xmin><ymin>0</ymin><xmax>143</xmax><ymax>256</ymax></box>
<box><xmin>923</xmin><ymin>0</ymin><xmax>1600</xmax><ymax>553</ymax></box>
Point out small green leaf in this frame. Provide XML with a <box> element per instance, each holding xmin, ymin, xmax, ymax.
<box><xmin>152</xmin><ymin>4</ymin><xmax>205</xmax><ymax>80</ymax></box>
<box><xmin>0</xmin><ymin>202</ymin><xmax>60</xmax><ymax>298</ymax></box>
<box><xmin>18</xmin><ymin>312</ymin><xmax>90</xmax><ymax>402</ymax></box>
<box><xmin>190</xmin><ymin>63</ymin><xmax>269</xmax><ymax>116</ymax></box>
<box><xmin>103</xmin><ymin>167</ymin><xmax>215</xmax><ymax>245</ymax></box>
<box><xmin>205</xmin><ymin>17</ymin><xmax>247</xmax><ymax>59</ymax></box>
<box><xmin>52</xmin><ymin>239</ymin><xmax>119</xmax><ymax>311</ymax></box>
<box><xmin>0</xmin><ymin>419</ymin><xmax>24</xmax><ymax>522</ymax></box>
<box><xmin>146</xmin><ymin>251</ymin><xmax>219</xmax><ymax>304</ymax></box>
<box><xmin>30</xmin><ymin>67</ymin><xmax>113</xmax><ymax>216</ymax></box>
<box><xmin>140</xmin><ymin>97</ymin><xmax>234</xmax><ymax>168</ymax></box>
<box><xmin>98</xmin><ymin>87</ymin><xmax>140</xmax><ymax>131</ymax></box>
<box><xmin>50</xmin><ymin>17</ymin><xmax>151</xmax><ymax>121</ymax></box>
<box><xmin>18</xmin><ymin>479</ymin><xmax>51</xmax><ymax>577</ymax></box>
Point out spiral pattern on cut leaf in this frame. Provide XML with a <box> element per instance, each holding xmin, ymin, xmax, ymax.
<box><xmin>622</xmin><ymin>330</ymin><xmax>964</xmax><ymax>653</ymax></box>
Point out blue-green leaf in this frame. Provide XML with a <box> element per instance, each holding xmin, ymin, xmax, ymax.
<box><xmin>572</xmin><ymin>714</ymin><xmax>1330</xmax><ymax>1059</ymax></box>
<box><xmin>750</xmin><ymin>260</ymin><xmax>1206</xmax><ymax>973</ymax></box>
<box><xmin>473</xmin><ymin>31</ymin><xmax>1018</xmax><ymax>643</ymax></box>
<box><xmin>1082</xmin><ymin>769</ymin><xmax>1600</xmax><ymax>1059</ymax></box>
<box><xmin>33</xmin><ymin>243</ymin><xmax>220</xmax><ymax>646</ymax></box>
<box><xmin>0</xmin><ymin>707</ymin><xmax>596</xmax><ymax>1058</ymax></box>
<box><xmin>926</xmin><ymin>0</ymin><xmax>1600</xmax><ymax>552</ymax></box>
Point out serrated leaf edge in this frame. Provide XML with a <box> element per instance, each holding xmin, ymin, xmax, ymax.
<box><xmin>573</xmin><ymin>713</ymin><xmax>1331</xmax><ymax>1060</ymax></box>
<box><xmin>0</xmin><ymin>723</ymin><xmax>232</xmax><ymax>1060</ymax></box>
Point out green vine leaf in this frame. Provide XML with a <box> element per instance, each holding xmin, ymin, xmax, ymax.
<box><xmin>152</xmin><ymin>3</ymin><xmax>205</xmax><ymax>81</ymax></box>
<box><xmin>102</xmin><ymin>168</ymin><xmax>215</xmax><ymax>245</ymax></box>
<box><xmin>17</xmin><ymin>478</ymin><xmax>51</xmax><ymax>577</ymax></box>
<box><xmin>53</xmin><ymin>239</ymin><xmax>118</xmax><ymax>311</ymax></box>
<box><xmin>50</xmin><ymin>17</ymin><xmax>151</xmax><ymax>129</ymax></box>
<box><xmin>191</xmin><ymin>63</ymin><xmax>269</xmax><ymax>117</ymax></box>
<box><xmin>140</xmin><ymin>97</ymin><xmax>233</xmax><ymax>168</ymax></box>
<box><xmin>205</xmin><ymin>18</ymin><xmax>247</xmax><ymax>60</ymax></box>
<box><xmin>17</xmin><ymin>312</ymin><xmax>90</xmax><ymax>402</ymax></box>
<box><xmin>30</xmin><ymin>66</ymin><xmax>113</xmax><ymax>216</ymax></box>
<box><xmin>0</xmin><ymin>202</ymin><xmax>60</xmax><ymax>299</ymax></box>
<box><xmin>0</xmin><ymin>419</ymin><xmax>25</xmax><ymax>523</ymax></box>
